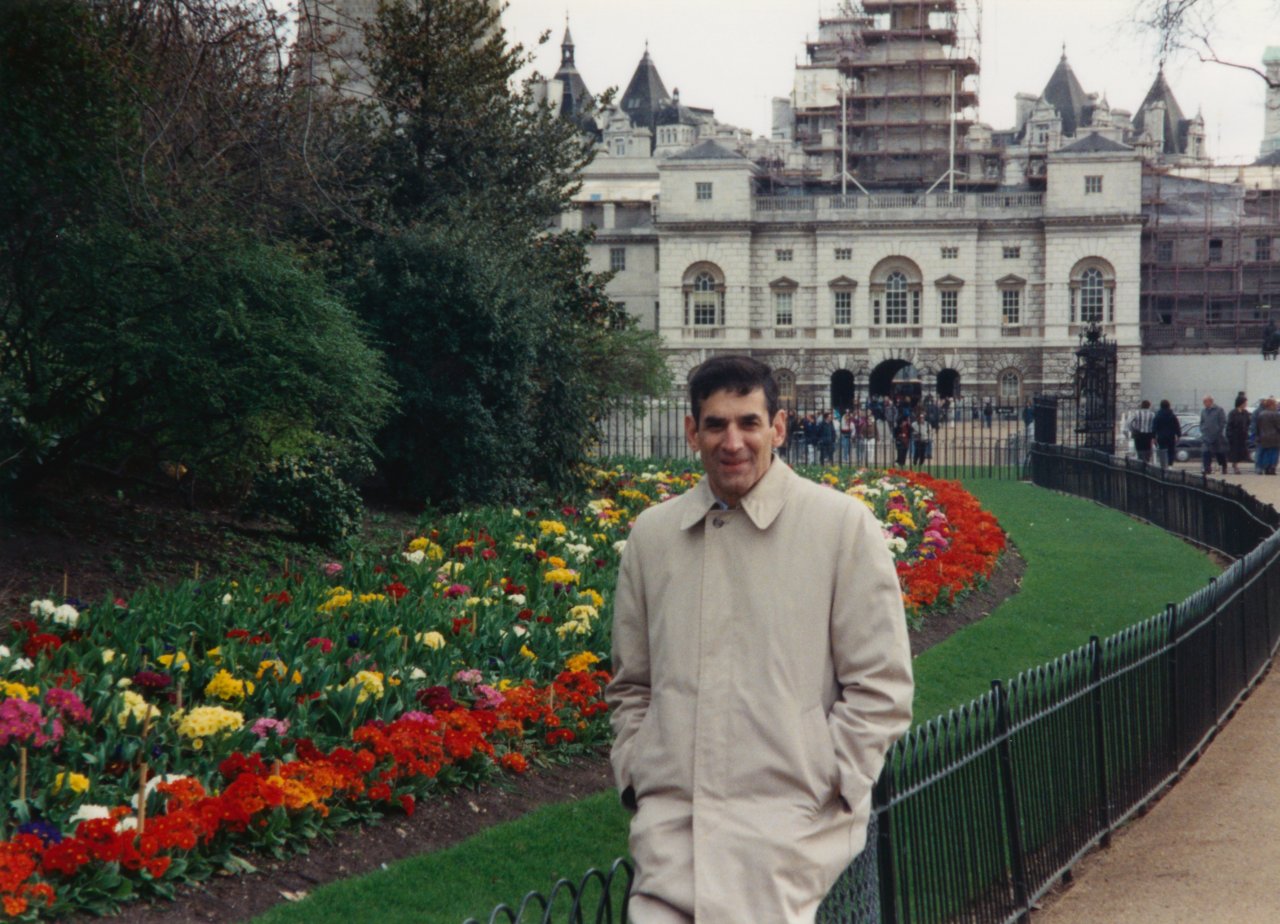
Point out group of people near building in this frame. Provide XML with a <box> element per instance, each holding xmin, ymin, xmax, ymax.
<box><xmin>1128</xmin><ymin>393</ymin><xmax>1280</xmax><ymax>475</ymax></box>
<box><xmin>786</xmin><ymin>396</ymin><xmax>959</xmax><ymax>468</ymax></box>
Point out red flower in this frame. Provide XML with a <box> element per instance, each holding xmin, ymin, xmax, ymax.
<box><xmin>23</xmin><ymin>633</ymin><xmax>62</xmax><ymax>658</ymax></box>
<box><xmin>481</xmin><ymin>548</ymin><xmax>497</xmax><ymax>561</ymax></box>
<box><xmin>225</xmin><ymin>628</ymin><xmax>251</xmax><ymax>640</ymax></box>
<box><xmin>385</xmin><ymin>581</ymin><xmax>409</xmax><ymax>600</ymax></box>
<box><xmin>306</xmin><ymin>637</ymin><xmax>334</xmax><ymax>654</ymax></box>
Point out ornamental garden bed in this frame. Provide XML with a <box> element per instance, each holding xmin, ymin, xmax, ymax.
<box><xmin>0</xmin><ymin>466</ymin><xmax>1007</xmax><ymax>920</ymax></box>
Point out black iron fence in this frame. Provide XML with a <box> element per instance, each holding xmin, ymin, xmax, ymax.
<box><xmin>465</xmin><ymin>444</ymin><xmax>1280</xmax><ymax>924</ymax></box>
<box><xmin>592</xmin><ymin>396</ymin><xmax>1086</xmax><ymax>480</ymax></box>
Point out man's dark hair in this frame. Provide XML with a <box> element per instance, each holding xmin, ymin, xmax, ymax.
<box><xmin>1140</xmin><ymin>399</ymin><xmax>1151</xmax><ymax>409</ymax></box>
<box><xmin>688</xmin><ymin>355</ymin><xmax>780</xmax><ymax>425</ymax></box>
<box><xmin>1160</xmin><ymin>399</ymin><xmax>1172</xmax><ymax>410</ymax></box>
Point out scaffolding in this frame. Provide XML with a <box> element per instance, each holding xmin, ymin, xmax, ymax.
<box><xmin>789</xmin><ymin>0</ymin><xmax>1000</xmax><ymax>191</ymax></box>
<box><xmin>1141</xmin><ymin>165</ymin><xmax>1280</xmax><ymax>354</ymax></box>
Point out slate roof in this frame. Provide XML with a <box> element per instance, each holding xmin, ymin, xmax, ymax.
<box><xmin>553</xmin><ymin>24</ymin><xmax>592</xmax><ymax>122</ymax></box>
<box><xmin>620</xmin><ymin>49</ymin><xmax>672</xmax><ymax>128</ymax></box>
<box><xmin>1132</xmin><ymin>69</ymin><xmax>1189</xmax><ymax>155</ymax></box>
<box><xmin>668</xmin><ymin>139</ymin><xmax>747</xmax><ymax>161</ymax></box>
<box><xmin>1040</xmin><ymin>53</ymin><xmax>1092</xmax><ymax>137</ymax></box>
<box><xmin>1255</xmin><ymin>149</ymin><xmax>1280</xmax><ymax>166</ymax></box>
<box><xmin>1057</xmin><ymin>132</ymin><xmax>1134</xmax><ymax>154</ymax></box>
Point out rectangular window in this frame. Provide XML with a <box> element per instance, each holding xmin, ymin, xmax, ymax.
<box><xmin>655</xmin><ymin>248</ymin><xmax>660</xmax><ymax>271</ymax></box>
<box><xmin>774</xmin><ymin>291</ymin><xmax>794</xmax><ymax>326</ymax></box>
<box><xmin>654</xmin><ymin>300</ymin><xmax>660</xmax><ymax>329</ymax></box>
<box><xmin>1085</xmin><ymin>175</ymin><xmax>1103</xmax><ymax>194</ymax></box>
<box><xmin>833</xmin><ymin>290</ymin><xmax>852</xmax><ymax>325</ymax></box>
<box><xmin>1002</xmin><ymin>245</ymin><xmax>1021</xmax><ymax>259</ymax></box>
<box><xmin>1001</xmin><ymin>289</ymin><xmax>1021</xmax><ymax>325</ymax></box>
<box><xmin>941</xmin><ymin>246</ymin><xmax>959</xmax><ymax>259</ymax></box>
<box><xmin>695</xmin><ymin>182</ymin><xmax>712</xmax><ymax>201</ymax></box>
<box><xmin>834</xmin><ymin>247</ymin><xmax>852</xmax><ymax>261</ymax></box>
<box><xmin>609</xmin><ymin>247</ymin><xmax>626</xmax><ymax>272</ymax></box>
<box><xmin>940</xmin><ymin>290</ymin><xmax>958</xmax><ymax>325</ymax></box>
<box><xmin>1209</xmin><ymin>239</ymin><xmax>1223</xmax><ymax>263</ymax></box>
<box><xmin>775</xmin><ymin>248</ymin><xmax>793</xmax><ymax>262</ymax></box>
<box><xmin>1257</xmin><ymin>238</ymin><xmax>1272</xmax><ymax>262</ymax></box>
<box><xmin>1156</xmin><ymin>240</ymin><xmax>1174</xmax><ymax>263</ymax></box>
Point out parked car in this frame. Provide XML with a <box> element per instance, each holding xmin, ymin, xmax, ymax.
<box><xmin>1173</xmin><ymin>423</ymin><xmax>1204</xmax><ymax>462</ymax></box>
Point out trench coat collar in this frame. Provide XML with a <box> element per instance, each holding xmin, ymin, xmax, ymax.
<box><xmin>678</xmin><ymin>454</ymin><xmax>793</xmax><ymax>532</ymax></box>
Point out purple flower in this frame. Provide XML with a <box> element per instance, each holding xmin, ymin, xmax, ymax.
<box><xmin>17</xmin><ymin>820</ymin><xmax>62</xmax><ymax>845</ymax></box>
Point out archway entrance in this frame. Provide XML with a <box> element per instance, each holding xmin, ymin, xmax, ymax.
<box><xmin>937</xmin><ymin>369</ymin><xmax>961</xmax><ymax>399</ymax></box>
<box><xmin>869</xmin><ymin>359</ymin><xmax>909</xmax><ymax>397</ymax></box>
<box><xmin>830</xmin><ymin>369</ymin><xmax>856</xmax><ymax>411</ymax></box>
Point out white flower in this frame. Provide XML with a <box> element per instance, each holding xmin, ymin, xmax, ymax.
<box><xmin>116</xmin><ymin>815</ymin><xmax>138</xmax><ymax>832</ymax></box>
<box><xmin>29</xmin><ymin>599</ymin><xmax>55</xmax><ymax>618</ymax></box>
<box><xmin>51</xmin><ymin>604</ymin><xmax>79</xmax><ymax>628</ymax></box>
<box><xmin>565</xmin><ymin>543</ymin><xmax>593</xmax><ymax>561</ymax></box>
<box><xmin>511</xmin><ymin>508</ymin><xmax>522</xmax><ymax>518</ymax></box>
<box><xmin>131</xmin><ymin>774</ymin><xmax>192</xmax><ymax>809</ymax></box>
<box><xmin>402</xmin><ymin>549</ymin><xmax>426</xmax><ymax>565</ymax></box>
<box><xmin>612</xmin><ymin>540</ymin><xmax>627</xmax><ymax>554</ymax></box>
<box><xmin>221</xmin><ymin>593</ymin><xmax>233</xmax><ymax>605</ymax></box>
<box><xmin>9</xmin><ymin>658</ymin><xmax>33</xmax><ymax>672</ymax></box>
<box><xmin>409</xmin><ymin>667</ymin><xmax>427</xmax><ymax>681</ymax></box>
<box><xmin>68</xmin><ymin>804</ymin><xmax>113</xmax><ymax>826</ymax></box>
<box><xmin>0</xmin><ymin>645</ymin><xmax>8</xmax><ymax>659</ymax></box>
<box><xmin>507</xmin><ymin>593</ymin><xmax>526</xmax><ymax>606</ymax></box>
<box><xmin>102</xmin><ymin>649</ymin><xmax>117</xmax><ymax>664</ymax></box>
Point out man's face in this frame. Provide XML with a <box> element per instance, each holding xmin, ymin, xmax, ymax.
<box><xmin>1204</xmin><ymin>396</ymin><xmax>1214</xmax><ymax>408</ymax></box>
<box><xmin>685</xmin><ymin>387</ymin><xmax>786</xmax><ymax>508</ymax></box>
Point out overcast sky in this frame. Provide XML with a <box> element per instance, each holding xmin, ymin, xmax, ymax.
<box><xmin>502</xmin><ymin>0</ymin><xmax>1280</xmax><ymax>164</ymax></box>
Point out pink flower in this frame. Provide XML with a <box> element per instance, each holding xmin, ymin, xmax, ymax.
<box><xmin>397</xmin><ymin>710</ymin><xmax>439</xmax><ymax>728</ymax></box>
<box><xmin>43</xmin><ymin>688</ymin><xmax>91</xmax><ymax>724</ymax></box>
<box><xmin>443</xmin><ymin>583</ymin><xmax>471</xmax><ymax>599</ymax></box>
<box><xmin>321</xmin><ymin>561</ymin><xmax>344</xmax><ymax>577</ymax></box>
<box><xmin>454</xmin><ymin>669</ymin><xmax>483</xmax><ymax>685</ymax></box>
<box><xmin>474</xmin><ymin>685</ymin><xmax>505</xmax><ymax>710</ymax></box>
<box><xmin>250</xmin><ymin>717</ymin><xmax>291</xmax><ymax>739</ymax></box>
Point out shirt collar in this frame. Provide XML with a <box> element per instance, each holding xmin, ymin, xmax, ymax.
<box><xmin>678</xmin><ymin>455</ymin><xmax>793</xmax><ymax>531</ymax></box>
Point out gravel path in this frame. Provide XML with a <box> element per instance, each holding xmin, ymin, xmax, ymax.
<box><xmin>1034</xmin><ymin>469</ymin><xmax>1280</xmax><ymax>923</ymax></box>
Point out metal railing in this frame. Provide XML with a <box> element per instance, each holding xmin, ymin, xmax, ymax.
<box><xmin>464</xmin><ymin>444</ymin><xmax>1280</xmax><ymax>924</ymax></box>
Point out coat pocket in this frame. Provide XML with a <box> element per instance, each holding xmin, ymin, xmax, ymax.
<box><xmin>801</xmin><ymin>705</ymin><xmax>840</xmax><ymax>810</ymax></box>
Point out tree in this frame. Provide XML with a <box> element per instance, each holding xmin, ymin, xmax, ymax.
<box><xmin>0</xmin><ymin>0</ymin><xmax>393</xmax><ymax>510</ymax></box>
<box><xmin>1136</xmin><ymin>0</ymin><xmax>1280</xmax><ymax>87</ymax></box>
<box><xmin>335</xmin><ymin>0</ymin><xmax>667</xmax><ymax>505</ymax></box>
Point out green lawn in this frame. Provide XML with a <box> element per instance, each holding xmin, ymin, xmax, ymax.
<box><xmin>251</xmin><ymin>478</ymin><xmax>1221</xmax><ymax>924</ymax></box>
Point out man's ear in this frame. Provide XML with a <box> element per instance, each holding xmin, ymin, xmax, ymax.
<box><xmin>770</xmin><ymin>410</ymin><xmax>787</xmax><ymax>449</ymax></box>
<box><xmin>685</xmin><ymin>413</ymin><xmax>699</xmax><ymax>452</ymax></box>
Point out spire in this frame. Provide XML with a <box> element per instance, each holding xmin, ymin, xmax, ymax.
<box><xmin>1040</xmin><ymin>52</ymin><xmax>1091</xmax><ymax>136</ymax></box>
<box><xmin>1133</xmin><ymin>68</ymin><xmax>1190</xmax><ymax>155</ymax></box>
<box><xmin>561</xmin><ymin>13</ymin><xmax>574</xmax><ymax>67</ymax></box>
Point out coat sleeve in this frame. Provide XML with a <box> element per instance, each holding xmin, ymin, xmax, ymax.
<box><xmin>827</xmin><ymin>502</ymin><xmax>915</xmax><ymax>810</ymax></box>
<box><xmin>606</xmin><ymin>530</ymin><xmax>651</xmax><ymax>811</ymax></box>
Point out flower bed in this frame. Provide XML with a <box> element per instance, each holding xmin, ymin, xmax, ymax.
<box><xmin>0</xmin><ymin>465</ymin><xmax>1002</xmax><ymax>919</ymax></box>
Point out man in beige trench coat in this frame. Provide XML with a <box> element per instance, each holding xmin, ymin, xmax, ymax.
<box><xmin>608</xmin><ymin>355</ymin><xmax>915</xmax><ymax>923</ymax></box>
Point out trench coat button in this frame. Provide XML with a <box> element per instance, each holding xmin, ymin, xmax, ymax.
<box><xmin>712</xmin><ymin>516</ymin><xmax>725</xmax><ymax>528</ymax></box>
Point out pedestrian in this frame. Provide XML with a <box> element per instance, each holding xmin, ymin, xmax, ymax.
<box><xmin>1256</xmin><ymin>397</ymin><xmax>1280</xmax><ymax>475</ymax></box>
<box><xmin>854</xmin><ymin>408</ymin><xmax>874</xmax><ymax>466</ymax></box>
<box><xmin>893</xmin><ymin>411</ymin><xmax>912</xmax><ymax>467</ymax></box>
<box><xmin>802</xmin><ymin>412</ymin><xmax>818</xmax><ymax>465</ymax></box>
<box><xmin>1152</xmin><ymin>399</ymin><xmax>1181</xmax><ymax>469</ymax></box>
<box><xmin>1199</xmin><ymin>395</ymin><xmax>1229</xmax><ymax>476</ymax></box>
<box><xmin>911</xmin><ymin>408</ymin><xmax>932</xmax><ymax>466</ymax></box>
<box><xmin>608</xmin><ymin>355</ymin><xmax>914</xmax><ymax>923</ymax></box>
<box><xmin>839</xmin><ymin>409</ymin><xmax>854</xmax><ymax>463</ymax></box>
<box><xmin>1022</xmin><ymin>400</ymin><xmax>1035</xmax><ymax>436</ymax></box>
<box><xmin>982</xmin><ymin>399</ymin><xmax>993</xmax><ymax>429</ymax></box>
<box><xmin>1128</xmin><ymin>399</ymin><xmax>1156</xmax><ymax>464</ymax></box>
<box><xmin>818</xmin><ymin>411</ymin><xmax>836</xmax><ymax>466</ymax></box>
<box><xmin>1226</xmin><ymin>395</ymin><xmax>1252</xmax><ymax>475</ymax></box>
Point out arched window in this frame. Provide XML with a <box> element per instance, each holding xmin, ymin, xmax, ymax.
<box><xmin>1079</xmin><ymin>268</ymin><xmax>1105</xmax><ymax>323</ymax></box>
<box><xmin>1069</xmin><ymin>259</ymin><xmax>1116</xmax><ymax>324</ymax></box>
<box><xmin>999</xmin><ymin>370</ymin><xmax>1021</xmax><ymax>403</ymax></box>
<box><xmin>683</xmin><ymin>264</ymin><xmax>726</xmax><ymax>328</ymax></box>
<box><xmin>869</xmin><ymin>258</ymin><xmax>922</xmax><ymax>327</ymax></box>
<box><xmin>775</xmin><ymin>369</ymin><xmax>797</xmax><ymax>408</ymax></box>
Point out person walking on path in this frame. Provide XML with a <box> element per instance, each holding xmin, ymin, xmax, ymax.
<box><xmin>1255</xmin><ymin>397</ymin><xmax>1280</xmax><ymax>475</ymax></box>
<box><xmin>1128</xmin><ymin>399</ymin><xmax>1156</xmax><ymax>464</ymax></box>
<box><xmin>1152</xmin><ymin>399</ymin><xmax>1182</xmax><ymax>470</ymax></box>
<box><xmin>608</xmin><ymin>355</ymin><xmax>913</xmax><ymax>924</ymax></box>
<box><xmin>1200</xmin><ymin>395</ymin><xmax>1229</xmax><ymax>476</ymax></box>
<box><xmin>817</xmin><ymin>411</ymin><xmax>836</xmax><ymax>466</ymax></box>
<box><xmin>1226</xmin><ymin>395</ymin><xmax>1252</xmax><ymax>475</ymax></box>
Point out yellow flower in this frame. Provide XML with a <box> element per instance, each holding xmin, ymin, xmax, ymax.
<box><xmin>417</xmin><ymin>631</ymin><xmax>446</xmax><ymax>651</ymax></box>
<box><xmin>358</xmin><ymin>592</ymin><xmax>387</xmax><ymax>604</ymax></box>
<box><xmin>556</xmin><ymin>619</ymin><xmax>592</xmax><ymax>639</ymax></box>
<box><xmin>0</xmin><ymin>681</ymin><xmax>38</xmax><ymax>701</ymax></box>
<box><xmin>578</xmin><ymin>588</ymin><xmax>604</xmax><ymax>609</ymax></box>
<box><xmin>547</xmin><ymin>555</ymin><xmax>567</xmax><ymax>569</ymax></box>
<box><xmin>438</xmin><ymin>561</ymin><xmax>466</xmax><ymax>577</ymax></box>
<box><xmin>568</xmin><ymin>604</ymin><xmax>598</xmax><ymax>621</ymax></box>
<box><xmin>317</xmin><ymin>590</ymin><xmax>353</xmax><ymax>613</ymax></box>
<box><xmin>117</xmin><ymin>690</ymin><xmax>161</xmax><ymax>729</ymax></box>
<box><xmin>101</xmin><ymin>649</ymin><xmax>117</xmax><ymax>665</ymax></box>
<box><xmin>291</xmin><ymin>670</ymin><xmax>303</xmax><ymax>685</ymax></box>
<box><xmin>177</xmin><ymin>705</ymin><xmax>244</xmax><ymax>740</ymax></box>
<box><xmin>497</xmin><ymin>679</ymin><xmax>516</xmax><ymax>691</ymax></box>
<box><xmin>53</xmin><ymin>772</ymin><xmax>90</xmax><ymax>795</ymax></box>
<box><xmin>407</xmin><ymin>536</ymin><xmax>430</xmax><ymax>552</ymax></box>
<box><xmin>544</xmin><ymin>568</ymin><xmax>579</xmax><ymax>585</ymax></box>
<box><xmin>204</xmin><ymin>669</ymin><xmax>255</xmax><ymax>701</ymax></box>
<box><xmin>256</xmin><ymin>660</ymin><xmax>288</xmax><ymax>681</ymax></box>
<box><xmin>539</xmin><ymin>520</ymin><xmax>567</xmax><ymax>536</ymax></box>
<box><xmin>206</xmin><ymin>646</ymin><xmax>223</xmax><ymax>664</ymax></box>
<box><xmin>341</xmin><ymin>670</ymin><xmax>385</xmax><ymax>703</ymax></box>
<box><xmin>565</xmin><ymin>651</ymin><xmax>601</xmax><ymax>673</ymax></box>
<box><xmin>157</xmin><ymin>652</ymin><xmax>190</xmax><ymax>673</ymax></box>
<box><xmin>519</xmin><ymin>644</ymin><xmax>538</xmax><ymax>661</ymax></box>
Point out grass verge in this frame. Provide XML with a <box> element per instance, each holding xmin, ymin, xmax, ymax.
<box><xmin>254</xmin><ymin>478</ymin><xmax>1221</xmax><ymax>924</ymax></box>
